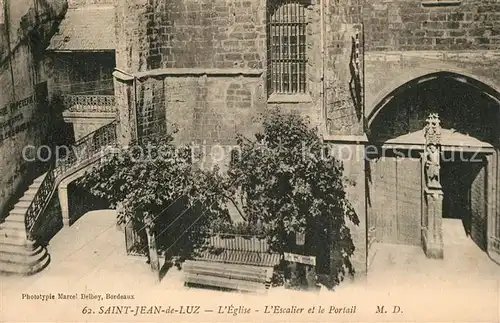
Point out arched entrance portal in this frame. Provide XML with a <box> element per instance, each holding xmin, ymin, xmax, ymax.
<box><xmin>366</xmin><ymin>72</ymin><xmax>500</xmax><ymax>264</ymax></box>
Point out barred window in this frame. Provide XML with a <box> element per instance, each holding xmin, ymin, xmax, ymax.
<box><xmin>267</xmin><ymin>1</ymin><xmax>307</xmax><ymax>95</ymax></box>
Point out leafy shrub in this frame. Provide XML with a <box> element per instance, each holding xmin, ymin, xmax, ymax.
<box><xmin>227</xmin><ymin>109</ymin><xmax>359</xmax><ymax>288</ymax></box>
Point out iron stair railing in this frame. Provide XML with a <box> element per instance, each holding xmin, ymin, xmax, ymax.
<box><xmin>25</xmin><ymin>120</ymin><xmax>118</xmax><ymax>241</ymax></box>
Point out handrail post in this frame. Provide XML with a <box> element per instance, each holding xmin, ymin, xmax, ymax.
<box><xmin>144</xmin><ymin>213</ymin><xmax>160</xmax><ymax>282</ymax></box>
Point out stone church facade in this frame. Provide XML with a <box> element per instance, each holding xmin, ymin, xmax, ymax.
<box><xmin>2</xmin><ymin>0</ymin><xmax>498</xmax><ymax>277</ymax></box>
<box><xmin>108</xmin><ymin>0</ymin><xmax>500</xmax><ymax>277</ymax></box>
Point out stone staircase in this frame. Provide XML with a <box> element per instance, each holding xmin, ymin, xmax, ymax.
<box><xmin>0</xmin><ymin>120</ymin><xmax>118</xmax><ymax>276</ymax></box>
<box><xmin>0</xmin><ymin>174</ymin><xmax>50</xmax><ymax>275</ymax></box>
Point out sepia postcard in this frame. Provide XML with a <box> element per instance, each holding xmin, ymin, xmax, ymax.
<box><xmin>0</xmin><ymin>0</ymin><xmax>499</xmax><ymax>322</ymax></box>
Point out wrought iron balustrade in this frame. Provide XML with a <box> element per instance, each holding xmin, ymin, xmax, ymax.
<box><xmin>24</xmin><ymin>171</ymin><xmax>56</xmax><ymax>236</ymax></box>
<box><xmin>63</xmin><ymin>94</ymin><xmax>116</xmax><ymax>113</ymax></box>
<box><xmin>25</xmin><ymin>120</ymin><xmax>118</xmax><ymax>240</ymax></box>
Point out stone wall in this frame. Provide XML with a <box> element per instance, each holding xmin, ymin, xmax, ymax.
<box><xmin>0</xmin><ymin>0</ymin><xmax>66</xmax><ymax>218</ymax></box>
<box><xmin>115</xmin><ymin>0</ymin><xmax>270</xmax><ymax>148</ymax></box>
<box><xmin>148</xmin><ymin>74</ymin><xmax>265</xmax><ymax>145</ymax></box>
<box><xmin>364</xmin><ymin>51</ymin><xmax>500</xmax><ymax>119</ymax></box>
<box><xmin>114</xmin><ymin>0</ymin><xmax>369</xmax><ymax>278</ymax></box>
<box><xmin>364</xmin><ymin>0</ymin><xmax>500</xmax><ymax>51</ymax></box>
<box><xmin>363</xmin><ymin>1</ymin><xmax>500</xmax><ymax>118</ymax></box>
<box><xmin>369</xmin><ymin>75</ymin><xmax>500</xmax><ymax>144</ymax></box>
<box><xmin>324</xmin><ymin>0</ymin><xmax>364</xmax><ymax>136</ymax></box>
<box><xmin>330</xmin><ymin>143</ymin><xmax>367</xmax><ymax>277</ymax></box>
<box><xmin>115</xmin><ymin>0</ymin><xmax>326</xmax><ymax>142</ymax></box>
<box><xmin>116</xmin><ymin>0</ymin><xmax>266</xmax><ymax>72</ymax></box>
<box><xmin>132</xmin><ymin>72</ymin><xmax>265</xmax><ymax>172</ymax></box>
<box><xmin>50</xmin><ymin>52</ymin><xmax>115</xmax><ymax>95</ymax></box>
<box><xmin>322</xmin><ymin>1</ymin><xmax>367</xmax><ymax>277</ymax></box>
<box><xmin>360</xmin><ymin>6</ymin><xmax>500</xmax><ymax>125</ymax></box>
<box><xmin>116</xmin><ymin>0</ymin><xmax>366</xmax><ymax>141</ymax></box>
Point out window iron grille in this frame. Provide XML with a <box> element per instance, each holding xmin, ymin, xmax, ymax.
<box><xmin>267</xmin><ymin>1</ymin><xmax>307</xmax><ymax>95</ymax></box>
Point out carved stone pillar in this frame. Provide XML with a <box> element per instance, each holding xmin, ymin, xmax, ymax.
<box><xmin>144</xmin><ymin>213</ymin><xmax>160</xmax><ymax>281</ymax></box>
<box><xmin>113</xmin><ymin>70</ymin><xmax>138</xmax><ymax>147</ymax></box>
<box><xmin>422</xmin><ymin>113</ymin><xmax>444</xmax><ymax>259</ymax></box>
<box><xmin>423</xmin><ymin>189</ymin><xmax>444</xmax><ymax>258</ymax></box>
<box><xmin>57</xmin><ymin>185</ymin><xmax>70</xmax><ymax>227</ymax></box>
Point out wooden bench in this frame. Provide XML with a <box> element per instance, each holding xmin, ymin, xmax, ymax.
<box><xmin>183</xmin><ymin>260</ymin><xmax>273</xmax><ymax>294</ymax></box>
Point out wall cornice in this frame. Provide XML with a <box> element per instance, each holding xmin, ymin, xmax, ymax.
<box><xmin>365</xmin><ymin>50</ymin><xmax>500</xmax><ymax>63</ymax></box>
<box><xmin>114</xmin><ymin>68</ymin><xmax>265</xmax><ymax>82</ymax></box>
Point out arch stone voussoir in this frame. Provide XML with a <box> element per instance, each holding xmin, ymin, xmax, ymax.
<box><xmin>365</xmin><ymin>50</ymin><xmax>500</xmax><ymax>124</ymax></box>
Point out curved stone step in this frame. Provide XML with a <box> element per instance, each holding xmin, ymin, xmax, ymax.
<box><xmin>0</xmin><ymin>249</ymin><xmax>50</xmax><ymax>276</ymax></box>
<box><xmin>0</xmin><ymin>145</ymin><xmax>112</xmax><ymax>277</ymax></box>
<box><xmin>0</xmin><ymin>174</ymin><xmax>50</xmax><ymax>276</ymax></box>
<box><xmin>0</xmin><ymin>244</ymin><xmax>47</xmax><ymax>264</ymax></box>
<box><xmin>0</xmin><ymin>150</ymin><xmax>112</xmax><ymax>276</ymax></box>
<box><xmin>0</xmin><ymin>235</ymin><xmax>36</xmax><ymax>247</ymax></box>
<box><xmin>0</xmin><ymin>242</ymin><xmax>36</xmax><ymax>255</ymax></box>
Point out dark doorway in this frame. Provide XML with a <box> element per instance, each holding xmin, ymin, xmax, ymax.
<box><xmin>440</xmin><ymin>152</ymin><xmax>486</xmax><ymax>239</ymax></box>
<box><xmin>68</xmin><ymin>182</ymin><xmax>112</xmax><ymax>225</ymax></box>
<box><xmin>366</xmin><ymin>71</ymin><xmax>499</xmax><ymax>256</ymax></box>
<box><xmin>441</xmin><ymin>159</ymin><xmax>472</xmax><ymax>235</ymax></box>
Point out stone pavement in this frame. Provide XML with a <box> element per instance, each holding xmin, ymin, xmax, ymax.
<box><xmin>0</xmin><ymin>210</ymin><xmax>161</xmax><ymax>322</ymax></box>
<box><xmin>368</xmin><ymin>219</ymin><xmax>500</xmax><ymax>287</ymax></box>
<box><xmin>363</xmin><ymin>218</ymin><xmax>500</xmax><ymax>322</ymax></box>
<box><xmin>2</xmin><ymin>210</ymin><xmax>157</xmax><ymax>292</ymax></box>
<box><xmin>0</xmin><ymin>212</ymin><xmax>499</xmax><ymax>322</ymax></box>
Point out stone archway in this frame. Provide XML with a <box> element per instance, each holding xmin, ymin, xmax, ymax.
<box><xmin>365</xmin><ymin>71</ymin><xmax>500</xmax><ymax>264</ymax></box>
<box><xmin>58</xmin><ymin>164</ymin><xmax>113</xmax><ymax>227</ymax></box>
